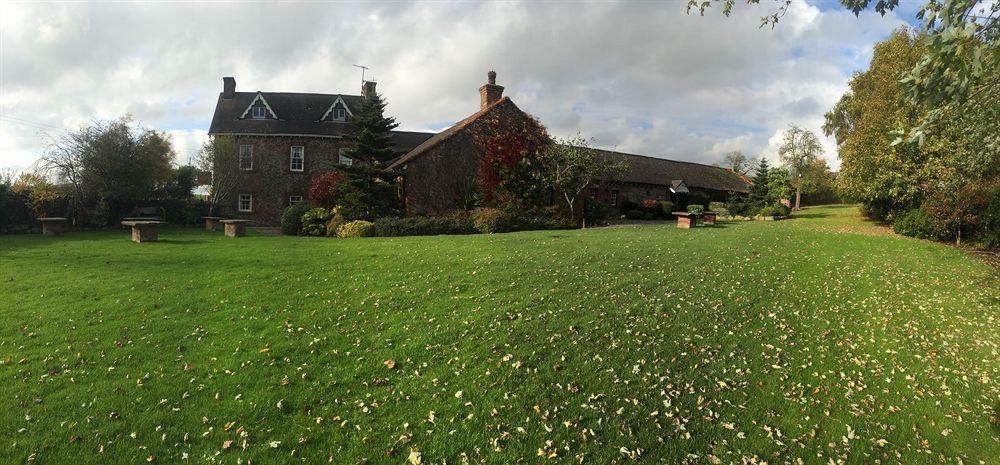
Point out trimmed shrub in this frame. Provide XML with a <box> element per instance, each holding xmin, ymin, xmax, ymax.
<box><xmin>892</xmin><ymin>209</ymin><xmax>937</xmax><ymax>239</ymax></box>
<box><xmin>280</xmin><ymin>203</ymin><xmax>311</xmax><ymax>235</ymax></box>
<box><xmin>624</xmin><ymin>209</ymin><xmax>644</xmax><ymax>220</ymax></box>
<box><xmin>372</xmin><ymin>214</ymin><xmax>476</xmax><ymax>237</ymax></box>
<box><xmin>336</xmin><ymin>220</ymin><xmax>374</xmax><ymax>238</ymax></box>
<box><xmin>473</xmin><ymin>208</ymin><xmax>511</xmax><ymax>234</ymax></box>
<box><xmin>643</xmin><ymin>211</ymin><xmax>657</xmax><ymax>220</ymax></box>
<box><xmin>300</xmin><ymin>208</ymin><xmax>332</xmax><ymax>237</ymax></box>
<box><xmin>686</xmin><ymin>204</ymin><xmax>705</xmax><ymax>214</ymax></box>
<box><xmin>688</xmin><ymin>191</ymin><xmax>711</xmax><ymax>209</ymax></box>
<box><xmin>708</xmin><ymin>201</ymin><xmax>728</xmax><ymax>215</ymax></box>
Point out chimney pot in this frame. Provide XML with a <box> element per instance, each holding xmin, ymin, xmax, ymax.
<box><xmin>479</xmin><ymin>70</ymin><xmax>504</xmax><ymax>110</ymax></box>
<box><xmin>223</xmin><ymin>77</ymin><xmax>236</xmax><ymax>100</ymax></box>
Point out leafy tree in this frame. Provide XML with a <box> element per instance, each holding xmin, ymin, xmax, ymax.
<box><xmin>536</xmin><ymin>135</ymin><xmax>628</xmax><ymax>225</ymax></box>
<box><xmin>344</xmin><ymin>89</ymin><xmax>400</xmax><ymax>165</ymax></box>
<box><xmin>721</xmin><ymin>150</ymin><xmax>757</xmax><ymax>176</ymax></box>
<box><xmin>766</xmin><ymin>167</ymin><xmax>793</xmax><ymax>205</ymax></box>
<box><xmin>777</xmin><ymin>125</ymin><xmax>823</xmax><ymax>210</ymax></box>
<box><xmin>197</xmin><ymin>136</ymin><xmax>241</xmax><ymax>216</ymax></box>
<box><xmin>166</xmin><ymin>165</ymin><xmax>197</xmax><ymax>201</ymax></box>
<box><xmin>42</xmin><ymin>116</ymin><xmax>174</xmax><ymax>221</ymax></box>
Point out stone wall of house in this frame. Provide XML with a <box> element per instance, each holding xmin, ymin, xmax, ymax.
<box><xmin>217</xmin><ymin>135</ymin><xmax>354</xmax><ymax>225</ymax></box>
<box><xmin>401</xmin><ymin>132</ymin><xmax>481</xmax><ymax>216</ymax></box>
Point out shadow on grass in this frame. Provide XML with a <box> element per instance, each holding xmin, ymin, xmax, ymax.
<box><xmin>791</xmin><ymin>212</ymin><xmax>830</xmax><ymax>219</ymax></box>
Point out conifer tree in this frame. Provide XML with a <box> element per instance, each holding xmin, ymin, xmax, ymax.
<box><xmin>748</xmin><ymin>156</ymin><xmax>770</xmax><ymax>208</ymax></box>
<box><xmin>345</xmin><ymin>89</ymin><xmax>399</xmax><ymax>164</ymax></box>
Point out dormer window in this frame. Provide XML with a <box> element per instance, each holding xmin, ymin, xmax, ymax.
<box><xmin>321</xmin><ymin>97</ymin><xmax>352</xmax><ymax>122</ymax></box>
<box><xmin>240</xmin><ymin>92</ymin><xmax>276</xmax><ymax>120</ymax></box>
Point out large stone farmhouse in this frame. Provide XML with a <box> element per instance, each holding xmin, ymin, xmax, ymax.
<box><xmin>209</xmin><ymin>73</ymin><xmax>749</xmax><ymax>223</ymax></box>
<box><xmin>207</xmin><ymin>78</ymin><xmax>433</xmax><ymax>223</ymax></box>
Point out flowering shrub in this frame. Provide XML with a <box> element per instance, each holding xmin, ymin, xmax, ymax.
<box><xmin>309</xmin><ymin>171</ymin><xmax>347</xmax><ymax>207</ymax></box>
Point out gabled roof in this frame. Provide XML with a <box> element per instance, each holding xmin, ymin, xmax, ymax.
<box><xmin>387</xmin><ymin>97</ymin><xmax>528</xmax><ymax>170</ymax></box>
<box><xmin>595</xmin><ymin>149</ymin><xmax>750</xmax><ymax>193</ymax></box>
<box><xmin>208</xmin><ymin>91</ymin><xmax>433</xmax><ymax>152</ymax></box>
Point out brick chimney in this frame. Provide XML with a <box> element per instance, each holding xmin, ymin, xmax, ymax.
<box><xmin>362</xmin><ymin>80</ymin><xmax>377</xmax><ymax>99</ymax></box>
<box><xmin>479</xmin><ymin>70</ymin><xmax>504</xmax><ymax>110</ymax></box>
<box><xmin>223</xmin><ymin>77</ymin><xmax>236</xmax><ymax>100</ymax></box>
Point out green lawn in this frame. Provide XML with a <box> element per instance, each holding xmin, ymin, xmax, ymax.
<box><xmin>1</xmin><ymin>205</ymin><xmax>996</xmax><ymax>464</ymax></box>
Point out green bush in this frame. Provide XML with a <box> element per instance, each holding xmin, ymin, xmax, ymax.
<box><xmin>892</xmin><ymin>209</ymin><xmax>938</xmax><ymax>239</ymax></box>
<box><xmin>473</xmin><ymin>208</ymin><xmax>511</xmax><ymax>234</ymax></box>
<box><xmin>300</xmin><ymin>208</ymin><xmax>332</xmax><ymax>237</ymax></box>
<box><xmin>624</xmin><ymin>210</ymin><xmax>644</xmax><ymax>220</ymax></box>
<box><xmin>658</xmin><ymin>200</ymin><xmax>674</xmax><ymax>214</ymax></box>
<box><xmin>686</xmin><ymin>204</ymin><xmax>705</xmax><ymax>214</ymax></box>
<box><xmin>983</xmin><ymin>186</ymin><xmax>1000</xmax><ymax>247</ymax></box>
<box><xmin>619</xmin><ymin>199</ymin><xmax>639</xmax><ymax>213</ymax></box>
<box><xmin>583</xmin><ymin>197</ymin><xmax>608</xmax><ymax>226</ymax></box>
<box><xmin>708</xmin><ymin>202</ymin><xmax>728</xmax><ymax>215</ymax></box>
<box><xmin>757</xmin><ymin>204</ymin><xmax>791</xmax><ymax>217</ymax></box>
<box><xmin>372</xmin><ymin>214</ymin><xmax>476</xmax><ymax>237</ymax></box>
<box><xmin>688</xmin><ymin>192</ymin><xmax>711</xmax><ymax>209</ymax></box>
<box><xmin>280</xmin><ymin>203</ymin><xmax>311</xmax><ymax>235</ymax></box>
<box><xmin>726</xmin><ymin>196</ymin><xmax>754</xmax><ymax>216</ymax></box>
<box><xmin>324</xmin><ymin>208</ymin><xmax>347</xmax><ymax>237</ymax></box>
<box><xmin>336</xmin><ymin>220</ymin><xmax>375</xmax><ymax>238</ymax></box>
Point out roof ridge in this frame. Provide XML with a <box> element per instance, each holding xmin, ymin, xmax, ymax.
<box><xmin>587</xmin><ymin>147</ymin><xmax>728</xmax><ymax>170</ymax></box>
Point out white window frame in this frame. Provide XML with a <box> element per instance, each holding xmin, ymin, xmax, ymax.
<box><xmin>289</xmin><ymin>195</ymin><xmax>303</xmax><ymax>205</ymax></box>
<box><xmin>338</xmin><ymin>148</ymin><xmax>353</xmax><ymax>166</ymax></box>
<box><xmin>239</xmin><ymin>145</ymin><xmax>253</xmax><ymax>171</ymax></box>
<box><xmin>332</xmin><ymin>108</ymin><xmax>346</xmax><ymax>120</ymax></box>
<box><xmin>290</xmin><ymin>146</ymin><xmax>304</xmax><ymax>171</ymax></box>
<box><xmin>252</xmin><ymin>106</ymin><xmax>267</xmax><ymax>119</ymax></box>
<box><xmin>238</xmin><ymin>194</ymin><xmax>252</xmax><ymax>212</ymax></box>
<box><xmin>610</xmin><ymin>190</ymin><xmax>618</xmax><ymax>207</ymax></box>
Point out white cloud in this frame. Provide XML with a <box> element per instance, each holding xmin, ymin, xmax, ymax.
<box><xmin>1</xmin><ymin>1</ymin><xmax>908</xmax><ymax>173</ymax></box>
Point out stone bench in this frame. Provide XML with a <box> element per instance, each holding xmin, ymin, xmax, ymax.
<box><xmin>220</xmin><ymin>219</ymin><xmax>250</xmax><ymax>237</ymax></box>
<box><xmin>702</xmin><ymin>211</ymin><xmax>718</xmax><ymax>226</ymax></box>
<box><xmin>121</xmin><ymin>220</ymin><xmax>165</xmax><ymax>243</ymax></box>
<box><xmin>38</xmin><ymin>217</ymin><xmax>69</xmax><ymax>236</ymax></box>
<box><xmin>202</xmin><ymin>216</ymin><xmax>223</xmax><ymax>232</ymax></box>
<box><xmin>672</xmin><ymin>212</ymin><xmax>698</xmax><ymax>229</ymax></box>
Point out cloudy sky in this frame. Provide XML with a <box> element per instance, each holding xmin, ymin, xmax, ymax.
<box><xmin>1</xmin><ymin>1</ymin><xmax>918</xmax><ymax>174</ymax></box>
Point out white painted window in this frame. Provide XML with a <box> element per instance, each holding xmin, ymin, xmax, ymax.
<box><xmin>332</xmin><ymin>108</ymin><xmax>346</xmax><ymax>120</ymax></box>
<box><xmin>610</xmin><ymin>190</ymin><xmax>618</xmax><ymax>206</ymax></box>
<box><xmin>252</xmin><ymin>106</ymin><xmax>267</xmax><ymax>119</ymax></box>
<box><xmin>290</xmin><ymin>146</ymin><xmax>304</xmax><ymax>171</ymax></box>
<box><xmin>338</xmin><ymin>148</ymin><xmax>353</xmax><ymax>166</ymax></box>
<box><xmin>289</xmin><ymin>195</ymin><xmax>303</xmax><ymax>205</ymax></box>
<box><xmin>238</xmin><ymin>194</ymin><xmax>252</xmax><ymax>212</ymax></box>
<box><xmin>239</xmin><ymin>145</ymin><xmax>253</xmax><ymax>170</ymax></box>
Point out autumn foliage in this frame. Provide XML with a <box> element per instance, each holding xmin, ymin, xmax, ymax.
<box><xmin>476</xmin><ymin>118</ymin><xmax>550</xmax><ymax>206</ymax></box>
<box><xmin>309</xmin><ymin>170</ymin><xmax>347</xmax><ymax>207</ymax></box>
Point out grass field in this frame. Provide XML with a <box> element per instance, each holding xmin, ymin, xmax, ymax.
<box><xmin>1</xmin><ymin>205</ymin><xmax>997</xmax><ymax>464</ymax></box>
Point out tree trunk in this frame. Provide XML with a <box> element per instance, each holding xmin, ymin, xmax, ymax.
<box><xmin>794</xmin><ymin>188</ymin><xmax>801</xmax><ymax>210</ymax></box>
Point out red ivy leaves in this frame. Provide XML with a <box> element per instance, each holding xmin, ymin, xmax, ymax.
<box><xmin>478</xmin><ymin>124</ymin><xmax>547</xmax><ymax>202</ymax></box>
<box><xmin>309</xmin><ymin>170</ymin><xmax>347</xmax><ymax>207</ymax></box>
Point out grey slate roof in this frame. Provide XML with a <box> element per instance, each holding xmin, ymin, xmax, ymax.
<box><xmin>595</xmin><ymin>149</ymin><xmax>750</xmax><ymax>193</ymax></box>
<box><xmin>208</xmin><ymin>91</ymin><xmax>434</xmax><ymax>152</ymax></box>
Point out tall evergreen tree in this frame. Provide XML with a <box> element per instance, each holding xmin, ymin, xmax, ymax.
<box><xmin>748</xmin><ymin>156</ymin><xmax>770</xmax><ymax>208</ymax></box>
<box><xmin>345</xmin><ymin>88</ymin><xmax>399</xmax><ymax>164</ymax></box>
